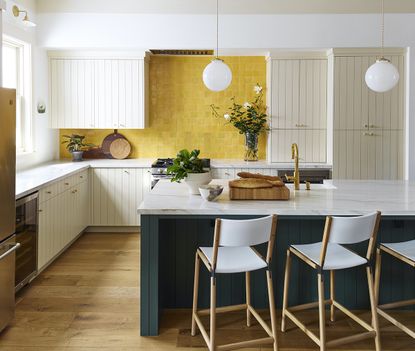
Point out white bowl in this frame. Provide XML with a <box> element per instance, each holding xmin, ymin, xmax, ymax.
<box><xmin>199</xmin><ymin>184</ymin><xmax>224</xmax><ymax>201</ymax></box>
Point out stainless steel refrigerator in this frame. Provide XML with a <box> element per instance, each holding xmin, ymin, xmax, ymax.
<box><xmin>0</xmin><ymin>88</ymin><xmax>19</xmax><ymax>333</ymax></box>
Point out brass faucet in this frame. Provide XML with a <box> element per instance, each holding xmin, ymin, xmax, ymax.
<box><xmin>285</xmin><ymin>143</ymin><xmax>300</xmax><ymax>190</ymax></box>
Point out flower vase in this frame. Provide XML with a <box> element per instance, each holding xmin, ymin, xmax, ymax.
<box><xmin>244</xmin><ymin>132</ymin><xmax>259</xmax><ymax>161</ymax></box>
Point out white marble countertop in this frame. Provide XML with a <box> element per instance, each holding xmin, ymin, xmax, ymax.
<box><xmin>15</xmin><ymin>158</ymin><xmax>331</xmax><ymax>199</ymax></box>
<box><xmin>138</xmin><ymin>179</ymin><xmax>415</xmax><ymax>216</ymax></box>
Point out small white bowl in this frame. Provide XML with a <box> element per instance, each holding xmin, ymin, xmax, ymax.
<box><xmin>199</xmin><ymin>184</ymin><xmax>224</xmax><ymax>201</ymax></box>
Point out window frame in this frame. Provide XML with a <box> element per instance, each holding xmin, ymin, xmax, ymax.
<box><xmin>2</xmin><ymin>35</ymin><xmax>33</xmax><ymax>154</ymax></box>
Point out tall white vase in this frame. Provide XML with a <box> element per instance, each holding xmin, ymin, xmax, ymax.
<box><xmin>184</xmin><ymin>172</ymin><xmax>212</xmax><ymax>195</ymax></box>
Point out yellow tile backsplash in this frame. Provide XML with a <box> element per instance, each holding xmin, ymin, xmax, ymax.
<box><xmin>60</xmin><ymin>56</ymin><xmax>267</xmax><ymax>159</ymax></box>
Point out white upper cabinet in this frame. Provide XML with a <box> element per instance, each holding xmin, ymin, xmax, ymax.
<box><xmin>267</xmin><ymin>53</ymin><xmax>328</xmax><ymax>163</ymax></box>
<box><xmin>48</xmin><ymin>51</ymin><xmax>149</xmax><ymax>129</ymax></box>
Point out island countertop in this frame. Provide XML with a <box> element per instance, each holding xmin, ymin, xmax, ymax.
<box><xmin>138</xmin><ymin>179</ymin><xmax>415</xmax><ymax>216</ymax></box>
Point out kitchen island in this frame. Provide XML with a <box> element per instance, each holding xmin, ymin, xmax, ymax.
<box><xmin>138</xmin><ymin>179</ymin><xmax>415</xmax><ymax>336</ymax></box>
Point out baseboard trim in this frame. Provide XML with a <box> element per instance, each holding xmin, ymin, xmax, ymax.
<box><xmin>85</xmin><ymin>226</ymin><xmax>140</xmax><ymax>233</ymax></box>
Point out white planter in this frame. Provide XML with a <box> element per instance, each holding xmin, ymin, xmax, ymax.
<box><xmin>184</xmin><ymin>172</ymin><xmax>212</xmax><ymax>195</ymax></box>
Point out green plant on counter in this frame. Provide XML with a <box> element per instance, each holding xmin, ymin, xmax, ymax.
<box><xmin>61</xmin><ymin>134</ymin><xmax>94</xmax><ymax>152</ymax></box>
<box><xmin>167</xmin><ymin>149</ymin><xmax>205</xmax><ymax>182</ymax></box>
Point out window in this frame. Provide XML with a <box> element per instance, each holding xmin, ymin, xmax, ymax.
<box><xmin>2</xmin><ymin>36</ymin><xmax>32</xmax><ymax>153</ymax></box>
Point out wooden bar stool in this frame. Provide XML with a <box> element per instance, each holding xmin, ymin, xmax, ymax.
<box><xmin>281</xmin><ymin>211</ymin><xmax>382</xmax><ymax>351</ymax></box>
<box><xmin>374</xmin><ymin>239</ymin><xmax>415</xmax><ymax>338</ymax></box>
<box><xmin>191</xmin><ymin>215</ymin><xmax>279</xmax><ymax>351</ymax></box>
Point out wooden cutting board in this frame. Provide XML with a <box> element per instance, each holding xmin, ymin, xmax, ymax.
<box><xmin>229</xmin><ymin>185</ymin><xmax>290</xmax><ymax>200</ymax></box>
<box><xmin>109</xmin><ymin>138</ymin><xmax>131</xmax><ymax>159</ymax></box>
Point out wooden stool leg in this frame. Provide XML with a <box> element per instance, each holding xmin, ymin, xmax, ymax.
<box><xmin>210</xmin><ymin>276</ymin><xmax>217</xmax><ymax>351</ymax></box>
<box><xmin>281</xmin><ymin>249</ymin><xmax>292</xmax><ymax>332</ymax></box>
<box><xmin>367</xmin><ymin>266</ymin><xmax>381</xmax><ymax>351</ymax></box>
<box><xmin>191</xmin><ymin>252</ymin><xmax>200</xmax><ymax>336</ymax></box>
<box><xmin>246</xmin><ymin>271</ymin><xmax>251</xmax><ymax>327</ymax></box>
<box><xmin>266</xmin><ymin>269</ymin><xmax>279</xmax><ymax>351</ymax></box>
<box><xmin>330</xmin><ymin>270</ymin><xmax>335</xmax><ymax>322</ymax></box>
<box><xmin>317</xmin><ymin>273</ymin><xmax>326</xmax><ymax>351</ymax></box>
<box><xmin>374</xmin><ymin>249</ymin><xmax>382</xmax><ymax>304</ymax></box>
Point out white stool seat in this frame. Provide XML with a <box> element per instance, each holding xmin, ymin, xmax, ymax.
<box><xmin>200</xmin><ymin>246</ymin><xmax>267</xmax><ymax>273</ymax></box>
<box><xmin>292</xmin><ymin>242</ymin><xmax>367</xmax><ymax>270</ymax></box>
<box><xmin>381</xmin><ymin>240</ymin><xmax>415</xmax><ymax>262</ymax></box>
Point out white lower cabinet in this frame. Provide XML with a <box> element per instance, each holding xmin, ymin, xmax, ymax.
<box><xmin>37</xmin><ymin>172</ymin><xmax>89</xmax><ymax>270</ymax></box>
<box><xmin>91</xmin><ymin>168</ymin><xmax>151</xmax><ymax>226</ymax></box>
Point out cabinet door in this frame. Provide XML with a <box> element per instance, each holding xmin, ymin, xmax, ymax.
<box><xmin>334</xmin><ymin>55</ymin><xmax>405</xmax><ymax>131</ymax></box>
<box><xmin>95</xmin><ymin>60</ymin><xmax>119</xmax><ymax>129</ymax></box>
<box><xmin>49</xmin><ymin>59</ymin><xmax>95</xmax><ymax>128</ymax></box>
<box><xmin>270</xmin><ymin>129</ymin><xmax>327</xmax><ymax>163</ymax></box>
<box><xmin>270</xmin><ymin>58</ymin><xmax>327</xmax><ymax>130</ymax></box>
<box><xmin>333</xmin><ymin>130</ymin><xmax>403</xmax><ymax>180</ymax></box>
<box><xmin>91</xmin><ymin>168</ymin><xmax>144</xmax><ymax>226</ymax></box>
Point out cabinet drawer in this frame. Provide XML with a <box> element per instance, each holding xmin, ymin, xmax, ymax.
<box><xmin>39</xmin><ymin>182</ymin><xmax>59</xmax><ymax>203</ymax></box>
<box><xmin>73</xmin><ymin>170</ymin><xmax>88</xmax><ymax>185</ymax></box>
<box><xmin>58</xmin><ymin>176</ymin><xmax>74</xmax><ymax>193</ymax></box>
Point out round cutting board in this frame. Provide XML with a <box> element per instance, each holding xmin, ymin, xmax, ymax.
<box><xmin>109</xmin><ymin>138</ymin><xmax>131</xmax><ymax>159</ymax></box>
<box><xmin>102</xmin><ymin>130</ymin><xmax>126</xmax><ymax>157</ymax></box>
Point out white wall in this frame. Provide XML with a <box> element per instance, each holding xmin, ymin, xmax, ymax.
<box><xmin>2</xmin><ymin>1</ymin><xmax>58</xmax><ymax>171</ymax></box>
<box><xmin>35</xmin><ymin>12</ymin><xmax>415</xmax><ymax>179</ymax></box>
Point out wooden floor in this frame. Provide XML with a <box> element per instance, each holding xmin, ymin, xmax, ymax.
<box><xmin>0</xmin><ymin>232</ymin><xmax>414</xmax><ymax>351</ymax></box>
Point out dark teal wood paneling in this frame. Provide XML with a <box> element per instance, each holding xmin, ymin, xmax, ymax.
<box><xmin>140</xmin><ymin>215</ymin><xmax>415</xmax><ymax>336</ymax></box>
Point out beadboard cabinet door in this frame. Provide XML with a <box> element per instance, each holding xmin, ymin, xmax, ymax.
<box><xmin>91</xmin><ymin>168</ymin><xmax>148</xmax><ymax>226</ymax></box>
<box><xmin>49</xmin><ymin>59</ymin><xmax>95</xmax><ymax>128</ymax></box>
<box><xmin>269</xmin><ymin>129</ymin><xmax>327</xmax><ymax>163</ymax></box>
<box><xmin>267</xmin><ymin>55</ymin><xmax>328</xmax><ymax>163</ymax></box>
<box><xmin>49</xmin><ymin>52</ymin><xmax>149</xmax><ymax>129</ymax></box>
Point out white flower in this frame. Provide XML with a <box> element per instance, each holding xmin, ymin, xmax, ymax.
<box><xmin>243</xmin><ymin>102</ymin><xmax>252</xmax><ymax>109</ymax></box>
<box><xmin>224</xmin><ymin>113</ymin><xmax>230</xmax><ymax>120</ymax></box>
<box><xmin>254</xmin><ymin>85</ymin><xmax>263</xmax><ymax>94</ymax></box>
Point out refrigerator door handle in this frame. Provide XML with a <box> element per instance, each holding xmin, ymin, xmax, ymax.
<box><xmin>0</xmin><ymin>243</ymin><xmax>20</xmax><ymax>261</ymax></box>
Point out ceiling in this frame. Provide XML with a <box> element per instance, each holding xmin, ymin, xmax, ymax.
<box><xmin>36</xmin><ymin>0</ymin><xmax>415</xmax><ymax>14</ymax></box>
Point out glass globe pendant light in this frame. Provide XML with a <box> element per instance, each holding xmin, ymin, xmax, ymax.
<box><xmin>203</xmin><ymin>0</ymin><xmax>232</xmax><ymax>91</ymax></box>
<box><xmin>365</xmin><ymin>0</ymin><xmax>399</xmax><ymax>93</ymax></box>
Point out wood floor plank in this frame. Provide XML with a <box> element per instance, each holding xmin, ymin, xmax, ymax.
<box><xmin>1</xmin><ymin>232</ymin><xmax>414</xmax><ymax>350</ymax></box>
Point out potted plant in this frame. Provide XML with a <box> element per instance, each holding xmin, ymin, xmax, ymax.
<box><xmin>61</xmin><ymin>134</ymin><xmax>94</xmax><ymax>162</ymax></box>
<box><xmin>167</xmin><ymin>149</ymin><xmax>212</xmax><ymax>195</ymax></box>
<box><xmin>211</xmin><ymin>84</ymin><xmax>268</xmax><ymax>161</ymax></box>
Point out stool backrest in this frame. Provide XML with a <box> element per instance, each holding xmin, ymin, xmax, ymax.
<box><xmin>218</xmin><ymin>216</ymin><xmax>274</xmax><ymax>247</ymax></box>
<box><xmin>210</xmin><ymin>215</ymin><xmax>278</xmax><ymax>270</ymax></box>
<box><xmin>319</xmin><ymin>211</ymin><xmax>381</xmax><ymax>267</ymax></box>
<box><xmin>328</xmin><ymin>212</ymin><xmax>380</xmax><ymax>244</ymax></box>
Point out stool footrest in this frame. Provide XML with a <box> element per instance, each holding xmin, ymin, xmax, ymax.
<box><xmin>247</xmin><ymin>305</ymin><xmax>273</xmax><ymax>337</ymax></box>
<box><xmin>332</xmin><ymin>300</ymin><xmax>374</xmax><ymax>332</ymax></box>
<box><xmin>326</xmin><ymin>331</ymin><xmax>376</xmax><ymax>347</ymax></box>
<box><xmin>217</xmin><ymin>336</ymin><xmax>274</xmax><ymax>351</ymax></box>
<box><xmin>378</xmin><ymin>298</ymin><xmax>415</xmax><ymax>310</ymax></box>
<box><xmin>284</xmin><ymin>309</ymin><xmax>321</xmax><ymax>346</ymax></box>
<box><xmin>377</xmin><ymin>308</ymin><xmax>415</xmax><ymax>339</ymax></box>
<box><xmin>288</xmin><ymin>299</ymin><xmax>331</xmax><ymax>312</ymax></box>
<box><xmin>197</xmin><ymin>304</ymin><xmax>246</xmax><ymax>316</ymax></box>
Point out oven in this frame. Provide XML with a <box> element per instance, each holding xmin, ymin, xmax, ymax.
<box><xmin>15</xmin><ymin>192</ymin><xmax>38</xmax><ymax>292</ymax></box>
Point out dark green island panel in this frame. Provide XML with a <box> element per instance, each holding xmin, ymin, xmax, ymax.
<box><xmin>140</xmin><ymin>214</ymin><xmax>415</xmax><ymax>336</ymax></box>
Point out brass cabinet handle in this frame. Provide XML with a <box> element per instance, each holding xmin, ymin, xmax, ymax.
<box><xmin>80</xmin><ymin>175</ymin><xmax>84</xmax><ymax>179</ymax></box>
<box><xmin>64</xmin><ymin>182</ymin><xmax>69</xmax><ymax>185</ymax></box>
<box><xmin>46</xmin><ymin>191</ymin><xmax>52</xmax><ymax>194</ymax></box>
<box><xmin>364</xmin><ymin>124</ymin><xmax>369</xmax><ymax>128</ymax></box>
<box><xmin>71</xmin><ymin>189</ymin><xmax>78</xmax><ymax>194</ymax></box>
<box><xmin>38</xmin><ymin>209</ymin><xmax>43</xmax><ymax>212</ymax></box>
<box><xmin>124</xmin><ymin>170</ymin><xmax>130</xmax><ymax>174</ymax></box>
<box><xmin>295</xmin><ymin>123</ymin><xmax>307</xmax><ymax>128</ymax></box>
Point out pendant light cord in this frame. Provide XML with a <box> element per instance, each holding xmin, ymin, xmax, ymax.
<box><xmin>216</xmin><ymin>0</ymin><xmax>219</xmax><ymax>58</ymax></box>
<box><xmin>381</xmin><ymin>0</ymin><xmax>385</xmax><ymax>58</ymax></box>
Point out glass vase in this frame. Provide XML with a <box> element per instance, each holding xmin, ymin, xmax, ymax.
<box><xmin>244</xmin><ymin>132</ymin><xmax>259</xmax><ymax>161</ymax></box>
